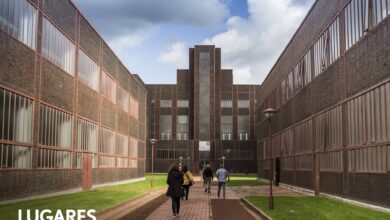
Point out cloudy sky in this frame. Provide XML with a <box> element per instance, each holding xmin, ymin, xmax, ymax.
<box><xmin>74</xmin><ymin>0</ymin><xmax>315</xmax><ymax>84</ymax></box>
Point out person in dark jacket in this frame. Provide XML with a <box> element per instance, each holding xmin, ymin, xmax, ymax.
<box><xmin>202</xmin><ymin>164</ymin><xmax>213</xmax><ymax>193</ymax></box>
<box><xmin>166</xmin><ymin>163</ymin><xmax>184</xmax><ymax>217</ymax></box>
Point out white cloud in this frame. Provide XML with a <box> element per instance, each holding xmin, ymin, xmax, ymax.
<box><xmin>203</xmin><ymin>0</ymin><xmax>314</xmax><ymax>84</ymax></box>
<box><xmin>157</xmin><ymin>41</ymin><xmax>188</xmax><ymax>69</ymax></box>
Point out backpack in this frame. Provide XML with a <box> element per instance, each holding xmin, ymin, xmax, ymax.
<box><xmin>185</xmin><ymin>173</ymin><xmax>194</xmax><ymax>186</ymax></box>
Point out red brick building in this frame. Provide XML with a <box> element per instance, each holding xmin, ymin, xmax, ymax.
<box><xmin>0</xmin><ymin>0</ymin><xmax>147</xmax><ymax>201</ymax></box>
<box><xmin>256</xmin><ymin>0</ymin><xmax>390</xmax><ymax>208</ymax></box>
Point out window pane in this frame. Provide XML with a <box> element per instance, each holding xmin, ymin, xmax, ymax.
<box><xmin>160</xmin><ymin>115</ymin><xmax>172</xmax><ymax>140</ymax></box>
<box><xmin>160</xmin><ymin>100</ymin><xmax>172</xmax><ymax>108</ymax></box>
<box><xmin>78</xmin><ymin>49</ymin><xmax>99</xmax><ymax>91</ymax></box>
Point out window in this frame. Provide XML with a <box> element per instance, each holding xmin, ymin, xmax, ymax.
<box><xmin>281</xmin><ymin>72</ymin><xmax>293</xmax><ymax>104</ymax></box>
<box><xmin>129</xmin><ymin>138</ymin><xmax>138</xmax><ymax>158</ymax></box>
<box><xmin>117</xmin><ymin>86</ymin><xmax>129</xmax><ymax>112</ymax></box>
<box><xmin>77</xmin><ymin>49</ymin><xmax>99</xmax><ymax>91</ymax></box>
<box><xmin>348</xmin><ymin>145</ymin><xmax>389</xmax><ymax>172</ymax></box>
<box><xmin>320</xmin><ymin>151</ymin><xmax>343</xmax><ymax>171</ymax></box>
<box><xmin>77</xmin><ymin>118</ymin><xmax>97</xmax><ymax>152</ymax></box>
<box><xmin>39</xmin><ymin>105</ymin><xmax>73</xmax><ymax>148</ymax></box>
<box><xmin>238</xmin><ymin>100</ymin><xmax>250</xmax><ymax>108</ymax></box>
<box><xmin>0</xmin><ymin>144</ymin><xmax>32</xmax><ymax>168</ymax></box>
<box><xmin>98</xmin><ymin>127</ymin><xmax>115</xmax><ymax>154</ymax></box>
<box><xmin>160</xmin><ymin>100</ymin><xmax>172</xmax><ymax>108</ymax></box>
<box><xmin>347</xmin><ymin>82</ymin><xmax>390</xmax><ymax>146</ymax></box>
<box><xmin>38</xmin><ymin>148</ymin><xmax>71</xmax><ymax>168</ymax></box>
<box><xmin>0</xmin><ymin>88</ymin><xmax>33</xmax><ymax>144</ymax></box>
<box><xmin>116</xmin><ymin>133</ymin><xmax>128</xmax><ymax>156</ymax></box>
<box><xmin>344</xmin><ymin>0</ymin><xmax>369</xmax><ymax>50</ymax></box>
<box><xmin>314</xmin><ymin>17</ymin><xmax>340</xmax><ymax>76</ymax></box>
<box><xmin>42</xmin><ymin>18</ymin><xmax>75</xmax><ymax>75</ymax></box>
<box><xmin>221</xmin><ymin>116</ymin><xmax>232</xmax><ymax>140</ymax></box>
<box><xmin>117</xmin><ymin>157</ymin><xmax>128</xmax><ymax>168</ymax></box>
<box><xmin>293</xmin><ymin>120</ymin><xmax>313</xmax><ymax>154</ymax></box>
<box><xmin>199</xmin><ymin>52</ymin><xmax>210</xmax><ymax>140</ymax></box>
<box><xmin>101</xmin><ymin>71</ymin><xmax>116</xmax><ymax>104</ymax></box>
<box><xmin>293</xmin><ymin>51</ymin><xmax>312</xmax><ymax>92</ymax></box>
<box><xmin>129</xmin><ymin>159</ymin><xmax>137</xmax><ymax>168</ymax></box>
<box><xmin>177</xmin><ymin>100</ymin><xmax>189</xmax><ymax>108</ymax></box>
<box><xmin>372</xmin><ymin>0</ymin><xmax>390</xmax><ymax>26</ymax></box>
<box><xmin>156</xmin><ymin>149</ymin><xmax>188</xmax><ymax>159</ymax></box>
<box><xmin>280</xmin><ymin>129</ymin><xmax>293</xmax><ymax>156</ymax></box>
<box><xmin>0</xmin><ymin>0</ymin><xmax>37</xmax><ymax>50</ymax></box>
<box><xmin>281</xmin><ymin>156</ymin><xmax>294</xmax><ymax>170</ymax></box>
<box><xmin>295</xmin><ymin>154</ymin><xmax>313</xmax><ymax>170</ymax></box>
<box><xmin>129</xmin><ymin>96</ymin><xmax>138</xmax><ymax>119</ymax></box>
<box><xmin>160</xmin><ymin>115</ymin><xmax>172</xmax><ymax>140</ymax></box>
<box><xmin>177</xmin><ymin>115</ymin><xmax>188</xmax><ymax>140</ymax></box>
<box><xmin>99</xmin><ymin>155</ymin><xmax>115</xmax><ymax>168</ymax></box>
<box><xmin>314</xmin><ymin>106</ymin><xmax>343</xmax><ymax>151</ymax></box>
<box><xmin>238</xmin><ymin>115</ymin><xmax>250</xmax><ymax>140</ymax></box>
<box><xmin>221</xmin><ymin>100</ymin><xmax>232</xmax><ymax>108</ymax></box>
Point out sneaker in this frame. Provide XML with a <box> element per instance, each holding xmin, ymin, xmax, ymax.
<box><xmin>205</xmin><ymin>188</ymin><xmax>207</xmax><ymax>192</ymax></box>
<box><xmin>173</xmin><ymin>214</ymin><xmax>176</xmax><ymax>218</ymax></box>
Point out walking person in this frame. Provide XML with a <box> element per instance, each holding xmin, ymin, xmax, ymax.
<box><xmin>203</xmin><ymin>164</ymin><xmax>213</xmax><ymax>193</ymax></box>
<box><xmin>216</xmin><ymin>164</ymin><xmax>229</xmax><ymax>199</ymax></box>
<box><xmin>166</xmin><ymin>163</ymin><xmax>184</xmax><ymax>218</ymax></box>
<box><xmin>182</xmin><ymin>165</ymin><xmax>194</xmax><ymax>200</ymax></box>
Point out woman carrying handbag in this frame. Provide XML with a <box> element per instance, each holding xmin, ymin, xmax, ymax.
<box><xmin>182</xmin><ymin>165</ymin><xmax>194</xmax><ymax>200</ymax></box>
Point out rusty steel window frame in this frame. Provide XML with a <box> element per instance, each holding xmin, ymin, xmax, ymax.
<box><xmin>0</xmin><ymin>0</ymin><xmax>37</xmax><ymax>50</ymax></box>
<box><xmin>372</xmin><ymin>0</ymin><xmax>390</xmax><ymax>26</ymax></box>
<box><xmin>221</xmin><ymin>115</ymin><xmax>233</xmax><ymax>140</ymax></box>
<box><xmin>314</xmin><ymin>105</ymin><xmax>343</xmax><ymax>151</ymax></box>
<box><xmin>129</xmin><ymin>137</ymin><xmax>138</xmax><ymax>159</ymax></box>
<box><xmin>116</xmin><ymin>157</ymin><xmax>129</xmax><ymax>168</ymax></box>
<box><xmin>98</xmin><ymin>127</ymin><xmax>115</xmax><ymax>154</ymax></box>
<box><xmin>0</xmin><ymin>144</ymin><xmax>32</xmax><ymax>169</ymax></box>
<box><xmin>159</xmin><ymin>99</ymin><xmax>172</xmax><ymax>108</ymax></box>
<box><xmin>159</xmin><ymin>115</ymin><xmax>171</xmax><ymax>140</ymax></box>
<box><xmin>238</xmin><ymin>100</ymin><xmax>250</xmax><ymax>108</ymax></box>
<box><xmin>176</xmin><ymin>115</ymin><xmax>188</xmax><ymax>140</ymax></box>
<box><xmin>320</xmin><ymin>150</ymin><xmax>343</xmax><ymax>171</ymax></box>
<box><xmin>117</xmin><ymin>85</ymin><xmax>129</xmax><ymax>113</ymax></box>
<box><xmin>76</xmin><ymin>118</ymin><xmax>98</xmax><ymax>152</ymax></box>
<box><xmin>295</xmin><ymin>154</ymin><xmax>313</xmax><ymax>171</ymax></box>
<box><xmin>116</xmin><ymin>132</ymin><xmax>129</xmax><ymax>156</ymax></box>
<box><xmin>129</xmin><ymin>95</ymin><xmax>139</xmax><ymax>119</ymax></box>
<box><xmin>221</xmin><ymin>100</ymin><xmax>233</xmax><ymax>108</ymax></box>
<box><xmin>177</xmin><ymin>100</ymin><xmax>189</xmax><ymax>108</ymax></box>
<box><xmin>37</xmin><ymin>148</ymin><xmax>72</xmax><ymax>169</ymax></box>
<box><xmin>42</xmin><ymin>17</ymin><xmax>75</xmax><ymax>76</ymax></box>
<box><xmin>100</xmin><ymin>70</ymin><xmax>117</xmax><ymax>104</ymax></box>
<box><xmin>77</xmin><ymin>48</ymin><xmax>100</xmax><ymax>91</ymax></box>
<box><xmin>344</xmin><ymin>0</ymin><xmax>369</xmax><ymax>50</ymax></box>
<box><xmin>98</xmin><ymin>155</ymin><xmax>115</xmax><ymax>168</ymax></box>
<box><xmin>238</xmin><ymin>115</ymin><xmax>250</xmax><ymax>140</ymax></box>
<box><xmin>348</xmin><ymin>145</ymin><xmax>388</xmax><ymax>172</ymax></box>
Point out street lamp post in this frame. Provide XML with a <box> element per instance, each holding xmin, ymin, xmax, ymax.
<box><xmin>150</xmin><ymin>139</ymin><xmax>157</xmax><ymax>188</ymax></box>
<box><xmin>222</xmin><ymin>156</ymin><xmax>226</xmax><ymax>168</ymax></box>
<box><xmin>264</xmin><ymin>108</ymin><xmax>276</xmax><ymax>210</ymax></box>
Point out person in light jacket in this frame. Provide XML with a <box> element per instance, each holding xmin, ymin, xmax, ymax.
<box><xmin>166</xmin><ymin>163</ymin><xmax>184</xmax><ymax>217</ymax></box>
<box><xmin>182</xmin><ymin>165</ymin><xmax>194</xmax><ymax>200</ymax></box>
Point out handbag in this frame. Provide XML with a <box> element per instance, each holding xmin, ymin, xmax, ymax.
<box><xmin>185</xmin><ymin>173</ymin><xmax>194</xmax><ymax>186</ymax></box>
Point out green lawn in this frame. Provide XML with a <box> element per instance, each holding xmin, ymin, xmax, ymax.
<box><xmin>0</xmin><ymin>174</ymin><xmax>167</xmax><ymax>220</ymax></box>
<box><xmin>246</xmin><ymin>196</ymin><xmax>390</xmax><ymax>220</ymax></box>
<box><xmin>227</xmin><ymin>176</ymin><xmax>268</xmax><ymax>186</ymax></box>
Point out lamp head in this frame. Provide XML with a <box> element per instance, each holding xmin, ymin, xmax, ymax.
<box><xmin>263</xmin><ymin>108</ymin><xmax>276</xmax><ymax>119</ymax></box>
<box><xmin>149</xmin><ymin>139</ymin><xmax>157</xmax><ymax>145</ymax></box>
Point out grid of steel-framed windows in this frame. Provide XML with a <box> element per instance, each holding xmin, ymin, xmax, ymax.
<box><xmin>221</xmin><ymin>116</ymin><xmax>233</xmax><ymax>140</ymax></box>
<box><xmin>0</xmin><ymin>0</ymin><xmax>37</xmax><ymax>50</ymax></box>
<box><xmin>348</xmin><ymin>145</ymin><xmax>389</xmax><ymax>172</ymax></box>
<box><xmin>38</xmin><ymin>148</ymin><xmax>71</xmax><ymax>168</ymax></box>
<box><xmin>101</xmin><ymin>71</ymin><xmax>117</xmax><ymax>104</ymax></box>
<box><xmin>117</xmin><ymin>86</ymin><xmax>129</xmax><ymax>113</ymax></box>
<box><xmin>177</xmin><ymin>115</ymin><xmax>188</xmax><ymax>140</ymax></box>
<box><xmin>42</xmin><ymin>17</ymin><xmax>75</xmax><ymax>75</ymax></box>
<box><xmin>372</xmin><ymin>0</ymin><xmax>390</xmax><ymax>26</ymax></box>
<box><xmin>0</xmin><ymin>88</ymin><xmax>33</xmax><ymax>143</ymax></box>
<box><xmin>280</xmin><ymin>72</ymin><xmax>293</xmax><ymax>105</ymax></box>
<box><xmin>0</xmin><ymin>144</ymin><xmax>32</xmax><ymax>168</ymax></box>
<box><xmin>77</xmin><ymin>49</ymin><xmax>99</xmax><ymax>91</ymax></box>
<box><xmin>280</xmin><ymin>129</ymin><xmax>294</xmax><ymax>156</ymax></box>
<box><xmin>295</xmin><ymin>154</ymin><xmax>313</xmax><ymax>170</ymax></box>
<box><xmin>238</xmin><ymin>100</ymin><xmax>250</xmax><ymax>108</ymax></box>
<box><xmin>39</xmin><ymin>105</ymin><xmax>73</xmax><ymax>148</ymax></box>
<box><xmin>293</xmin><ymin>51</ymin><xmax>312</xmax><ymax>92</ymax></box>
<box><xmin>98</xmin><ymin>155</ymin><xmax>115</xmax><ymax>168</ymax></box>
<box><xmin>160</xmin><ymin>100</ymin><xmax>172</xmax><ymax>108</ymax></box>
<box><xmin>320</xmin><ymin>151</ymin><xmax>343</xmax><ymax>171</ymax></box>
<box><xmin>129</xmin><ymin>95</ymin><xmax>139</xmax><ymax>119</ymax></box>
<box><xmin>129</xmin><ymin>159</ymin><xmax>137</xmax><ymax>168</ymax></box>
<box><xmin>116</xmin><ymin>133</ymin><xmax>128</xmax><ymax>156</ymax></box>
<box><xmin>117</xmin><ymin>157</ymin><xmax>128</xmax><ymax>168</ymax></box>
<box><xmin>314</xmin><ymin>17</ymin><xmax>340</xmax><ymax>77</ymax></box>
<box><xmin>221</xmin><ymin>100</ymin><xmax>233</xmax><ymax>108</ymax></box>
<box><xmin>199</xmin><ymin>52</ymin><xmax>210</xmax><ymax>140</ymax></box>
<box><xmin>281</xmin><ymin>156</ymin><xmax>294</xmax><ymax>170</ymax></box>
<box><xmin>347</xmin><ymin>82</ymin><xmax>390</xmax><ymax>146</ymax></box>
<box><xmin>314</xmin><ymin>106</ymin><xmax>343</xmax><ymax>151</ymax></box>
<box><xmin>344</xmin><ymin>0</ymin><xmax>369</xmax><ymax>50</ymax></box>
<box><xmin>160</xmin><ymin>115</ymin><xmax>172</xmax><ymax>140</ymax></box>
<box><xmin>129</xmin><ymin>138</ymin><xmax>138</xmax><ymax>158</ymax></box>
<box><xmin>98</xmin><ymin>127</ymin><xmax>115</xmax><ymax>154</ymax></box>
<box><xmin>76</xmin><ymin>118</ymin><xmax>97</xmax><ymax>152</ymax></box>
<box><xmin>177</xmin><ymin>100</ymin><xmax>189</xmax><ymax>108</ymax></box>
<box><xmin>293</xmin><ymin>120</ymin><xmax>313</xmax><ymax>154</ymax></box>
<box><xmin>77</xmin><ymin>153</ymin><xmax>98</xmax><ymax>169</ymax></box>
<box><xmin>156</xmin><ymin>149</ymin><xmax>188</xmax><ymax>159</ymax></box>
<box><xmin>238</xmin><ymin>115</ymin><xmax>250</xmax><ymax>140</ymax></box>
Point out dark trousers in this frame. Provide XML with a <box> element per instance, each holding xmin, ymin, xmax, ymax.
<box><xmin>183</xmin><ymin>185</ymin><xmax>190</xmax><ymax>200</ymax></box>
<box><xmin>171</xmin><ymin>197</ymin><xmax>181</xmax><ymax>214</ymax></box>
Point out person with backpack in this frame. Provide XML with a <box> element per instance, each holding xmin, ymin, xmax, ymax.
<box><xmin>216</xmin><ymin>164</ymin><xmax>229</xmax><ymax>199</ymax></box>
<box><xmin>182</xmin><ymin>165</ymin><xmax>194</xmax><ymax>200</ymax></box>
<box><xmin>166</xmin><ymin>163</ymin><xmax>184</xmax><ymax>218</ymax></box>
<box><xmin>203</xmin><ymin>164</ymin><xmax>213</xmax><ymax>193</ymax></box>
